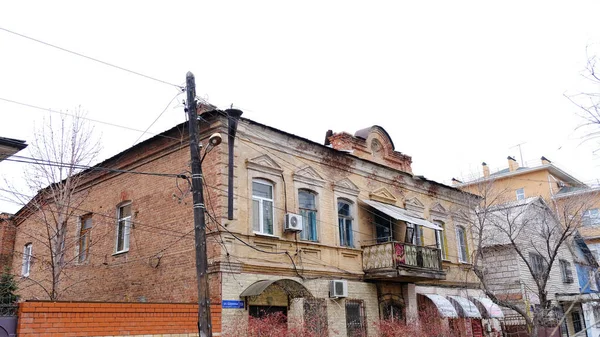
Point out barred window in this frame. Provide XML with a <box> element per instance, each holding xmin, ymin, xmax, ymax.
<box><xmin>345</xmin><ymin>299</ymin><xmax>366</xmax><ymax>337</ymax></box>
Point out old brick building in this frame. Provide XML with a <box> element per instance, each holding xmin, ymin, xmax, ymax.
<box><xmin>10</xmin><ymin>110</ymin><xmax>501</xmax><ymax>336</ymax></box>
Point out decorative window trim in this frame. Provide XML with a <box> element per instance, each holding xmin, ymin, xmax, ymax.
<box><xmin>293</xmin><ymin>165</ymin><xmax>326</xmax><ymax>188</ymax></box>
<box><xmin>333</xmin><ymin>178</ymin><xmax>360</xmax><ymax>197</ymax></box>
<box><xmin>369</xmin><ymin>187</ymin><xmax>397</xmax><ymax>205</ymax></box>
<box><xmin>338</xmin><ymin>198</ymin><xmax>355</xmax><ymax>248</ymax></box>
<box><xmin>455</xmin><ymin>225</ymin><xmax>469</xmax><ymax>263</ymax></box>
<box><xmin>246</xmin><ymin>154</ymin><xmax>283</xmax><ymax>176</ymax></box>
<box><xmin>298</xmin><ymin>189</ymin><xmax>319</xmax><ymax>242</ymax></box>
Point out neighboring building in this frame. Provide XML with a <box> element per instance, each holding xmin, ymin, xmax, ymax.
<box><xmin>480</xmin><ymin>197</ymin><xmax>587</xmax><ymax>336</ymax></box>
<box><xmin>455</xmin><ymin>157</ymin><xmax>600</xmax><ymax>268</ymax></box>
<box><xmin>0</xmin><ymin>137</ymin><xmax>27</xmax><ymax>162</ymax></box>
<box><xmin>11</xmin><ymin>110</ymin><xmax>501</xmax><ymax>336</ymax></box>
<box><xmin>0</xmin><ymin>137</ymin><xmax>27</xmax><ymax>270</ymax></box>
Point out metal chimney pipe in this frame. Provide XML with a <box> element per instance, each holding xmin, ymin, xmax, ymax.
<box><xmin>225</xmin><ymin>109</ymin><xmax>243</xmax><ymax>220</ymax></box>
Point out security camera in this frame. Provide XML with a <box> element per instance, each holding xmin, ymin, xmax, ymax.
<box><xmin>208</xmin><ymin>133</ymin><xmax>222</xmax><ymax>147</ymax></box>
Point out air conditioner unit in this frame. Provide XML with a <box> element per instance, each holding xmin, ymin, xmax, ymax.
<box><xmin>284</xmin><ymin>213</ymin><xmax>303</xmax><ymax>232</ymax></box>
<box><xmin>329</xmin><ymin>280</ymin><xmax>348</xmax><ymax>298</ymax></box>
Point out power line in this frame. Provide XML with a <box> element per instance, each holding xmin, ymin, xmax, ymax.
<box><xmin>0</xmin><ymin>26</ymin><xmax>183</xmax><ymax>90</ymax></box>
<box><xmin>0</xmin><ymin>154</ymin><xmax>187</xmax><ymax>179</ymax></box>
<box><xmin>0</xmin><ymin>97</ymin><xmax>182</xmax><ymax>142</ymax></box>
<box><xmin>132</xmin><ymin>92</ymin><xmax>184</xmax><ymax>146</ymax></box>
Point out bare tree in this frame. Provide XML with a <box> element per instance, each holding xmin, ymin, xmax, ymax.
<box><xmin>461</xmin><ymin>182</ymin><xmax>595</xmax><ymax>337</ymax></box>
<box><xmin>8</xmin><ymin>108</ymin><xmax>100</xmax><ymax>300</ymax></box>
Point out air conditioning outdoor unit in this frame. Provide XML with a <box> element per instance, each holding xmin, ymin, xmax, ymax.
<box><xmin>284</xmin><ymin>213</ymin><xmax>303</xmax><ymax>232</ymax></box>
<box><xmin>329</xmin><ymin>280</ymin><xmax>348</xmax><ymax>298</ymax></box>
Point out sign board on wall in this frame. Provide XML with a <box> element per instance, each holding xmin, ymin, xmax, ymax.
<box><xmin>222</xmin><ymin>300</ymin><xmax>244</xmax><ymax>309</ymax></box>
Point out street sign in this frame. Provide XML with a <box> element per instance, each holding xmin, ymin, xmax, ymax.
<box><xmin>222</xmin><ymin>300</ymin><xmax>244</xmax><ymax>309</ymax></box>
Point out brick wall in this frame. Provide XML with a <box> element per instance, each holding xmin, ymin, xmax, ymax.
<box><xmin>17</xmin><ymin>301</ymin><xmax>222</xmax><ymax>337</ymax></box>
<box><xmin>0</xmin><ymin>213</ymin><xmax>16</xmax><ymax>270</ymax></box>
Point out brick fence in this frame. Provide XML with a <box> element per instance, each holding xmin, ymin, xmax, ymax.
<box><xmin>17</xmin><ymin>301</ymin><xmax>222</xmax><ymax>337</ymax></box>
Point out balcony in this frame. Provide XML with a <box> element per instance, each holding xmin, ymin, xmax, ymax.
<box><xmin>362</xmin><ymin>241</ymin><xmax>446</xmax><ymax>281</ymax></box>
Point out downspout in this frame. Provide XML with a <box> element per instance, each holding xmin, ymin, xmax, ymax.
<box><xmin>225</xmin><ymin>109</ymin><xmax>243</xmax><ymax>220</ymax></box>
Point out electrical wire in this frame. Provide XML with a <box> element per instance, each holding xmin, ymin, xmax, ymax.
<box><xmin>0</xmin><ymin>26</ymin><xmax>183</xmax><ymax>90</ymax></box>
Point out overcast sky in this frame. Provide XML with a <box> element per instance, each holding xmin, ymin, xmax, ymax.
<box><xmin>2</xmin><ymin>1</ymin><xmax>600</xmax><ymax>213</ymax></box>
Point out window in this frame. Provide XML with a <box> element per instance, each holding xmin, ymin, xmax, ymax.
<box><xmin>345</xmin><ymin>299</ymin><xmax>366</xmax><ymax>337</ymax></box>
<box><xmin>559</xmin><ymin>260</ymin><xmax>573</xmax><ymax>283</ymax></box>
<box><xmin>456</xmin><ymin>226</ymin><xmax>469</xmax><ymax>263</ymax></box>
<box><xmin>78</xmin><ymin>214</ymin><xmax>92</xmax><ymax>263</ymax></box>
<box><xmin>338</xmin><ymin>200</ymin><xmax>354</xmax><ymax>248</ymax></box>
<box><xmin>572</xmin><ymin>311</ymin><xmax>583</xmax><ymax>333</ymax></box>
<box><xmin>115</xmin><ymin>203</ymin><xmax>132</xmax><ymax>253</ymax></box>
<box><xmin>516</xmin><ymin>188</ymin><xmax>525</xmax><ymax>201</ymax></box>
<box><xmin>415</xmin><ymin>225</ymin><xmax>423</xmax><ymax>246</ymax></box>
<box><xmin>434</xmin><ymin>220</ymin><xmax>447</xmax><ymax>260</ymax></box>
<box><xmin>583</xmin><ymin>209</ymin><xmax>600</xmax><ymax>226</ymax></box>
<box><xmin>21</xmin><ymin>243</ymin><xmax>32</xmax><ymax>277</ymax></box>
<box><xmin>304</xmin><ymin>298</ymin><xmax>328</xmax><ymax>336</ymax></box>
<box><xmin>299</xmin><ymin>190</ymin><xmax>318</xmax><ymax>241</ymax></box>
<box><xmin>530</xmin><ymin>252</ymin><xmax>545</xmax><ymax>278</ymax></box>
<box><xmin>405</xmin><ymin>223</ymin><xmax>414</xmax><ymax>244</ymax></box>
<box><xmin>252</xmin><ymin>180</ymin><xmax>274</xmax><ymax>235</ymax></box>
<box><xmin>381</xmin><ymin>300</ymin><xmax>403</xmax><ymax>321</ymax></box>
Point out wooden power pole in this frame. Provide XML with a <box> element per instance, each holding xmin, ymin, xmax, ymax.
<box><xmin>185</xmin><ymin>71</ymin><xmax>212</xmax><ymax>337</ymax></box>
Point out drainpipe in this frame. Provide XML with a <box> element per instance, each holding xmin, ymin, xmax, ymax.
<box><xmin>225</xmin><ymin>109</ymin><xmax>243</xmax><ymax>220</ymax></box>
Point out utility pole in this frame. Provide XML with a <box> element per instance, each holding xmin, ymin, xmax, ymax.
<box><xmin>186</xmin><ymin>71</ymin><xmax>212</xmax><ymax>337</ymax></box>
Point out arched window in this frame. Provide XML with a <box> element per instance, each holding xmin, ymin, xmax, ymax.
<box><xmin>455</xmin><ymin>225</ymin><xmax>469</xmax><ymax>263</ymax></box>
<box><xmin>434</xmin><ymin>220</ymin><xmax>447</xmax><ymax>260</ymax></box>
<box><xmin>252</xmin><ymin>179</ymin><xmax>274</xmax><ymax>235</ymax></box>
<box><xmin>338</xmin><ymin>199</ymin><xmax>354</xmax><ymax>247</ymax></box>
<box><xmin>381</xmin><ymin>300</ymin><xmax>404</xmax><ymax>321</ymax></box>
<box><xmin>299</xmin><ymin>190</ymin><xmax>318</xmax><ymax>241</ymax></box>
<box><xmin>115</xmin><ymin>202</ymin><xmax>132</xmax><ymax>253</ymax></box>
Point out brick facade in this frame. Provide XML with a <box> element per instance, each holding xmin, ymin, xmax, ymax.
<box><xmin>0</xmin><ymin>213</ymin><xmax>16</xmax><ymax>270</ymax></box>
<box><xmin>17</xmin><ymin>301</ymin><xmax>221</xmax><ymax>337</ymax></box>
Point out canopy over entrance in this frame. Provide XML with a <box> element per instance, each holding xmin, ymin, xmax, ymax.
<box><xmin>447</xmin><ymin>296</ymin><xmax>482</xmax><ymax>318</ymax></box>
<box><xmin>470</xmin><ymin>297</ymin><xmax>504</xmax><ymax>318</ymax></box>
<box><xmin>362</xmin><ymin>199</ymin><xmax>443</xmax><ymax>231</ymax></box>
<box><xmin>240</xmin><ymin>279</ymin><xmax>312</xmax><ymax>299</ymax></box>
<box><xmin>418</xmin><ymin>294</ymin><xmax>459</xmax><ymax>318</ymax></box>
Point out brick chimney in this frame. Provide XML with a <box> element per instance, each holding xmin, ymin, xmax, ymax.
<box><xmin>541</xmin><ymin>156</ymin><xmax>551</xmax><ymax>165</ymax></box>
<box><xmin>482</xmin><ymin>162</ymin><xmax>490</xmax><ymax>178</ymax></box>
<box><xmin>507</xmin><ymin>156</ymin><xmax>519</xmax><ymax>172</ymax></box>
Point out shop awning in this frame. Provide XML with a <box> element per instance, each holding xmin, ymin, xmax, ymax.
<box><xmin>447</xmin><ymin>296</ymin><xmax>482</xmax><ymax>318</ymax></box>
<box><xmin>362</xmin><ymin>199</ymin><xmax>443</xmax><ymax>231</ymax></box>
<box><xmin>419</xmin><ymin>294</ymin><xmax>459</xmax><ymax>318</ymax></box>
<box><xmin>239</xmin><ymin>279</ymin><xmax>312</xmax><ymax>299</ymax></box>
<box><xmin>470</xmin><ymin>297</ymin><xmax>504</xmax><ymax>318</ymax></box>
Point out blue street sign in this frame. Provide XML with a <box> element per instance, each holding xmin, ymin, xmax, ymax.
<box><xmin>222</xmin><ymin>300</ymin><xmax>244</xmax><ymax>309</ymax></box>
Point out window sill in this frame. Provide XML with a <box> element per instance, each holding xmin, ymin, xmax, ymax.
<box><xmin>253</xmin><ymin>232</ymin><xmax>279</xmax><ymax>239</ymax></box>
<box><xmin>113</xmin><ymin>250</ymin><xmax>129</xmax><ymax>256</ymax></box>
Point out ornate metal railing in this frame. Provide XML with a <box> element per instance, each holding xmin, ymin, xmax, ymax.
<box><xmin>362</xmin><ymin>241</ymin><xmax>442</xmax><ymax>272</ymax></box>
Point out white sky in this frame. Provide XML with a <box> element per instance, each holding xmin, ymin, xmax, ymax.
<box><xmin>2</xmin><ymin>1</ymin><xmax>600</xmax><ymax>213</ymax></box>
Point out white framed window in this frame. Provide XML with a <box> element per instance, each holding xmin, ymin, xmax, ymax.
<box><xmin>434</xmin><ymin>220</ymin><xmax>447</xmax><ymax>260</ymax></box>
<box><xmin>583</xmin><ymin>208</ymin><xmax>600</xmax><ymax>226</ymax></box>
<box><xmin>338</xmin><ymin>199</ymin><xmax>354</xmax><ymax>247</ymax></box>
<box><xmin>516</xmin><ymin>188</ymin><xmax>525</xmax><ymax>201</ymax></box>
<box><xmin>115</xmin><ymin>203</ymin><xmax>132</xmax><ymax>253</ymax></box>
<box><xmin>299</xmin><ymin>190</ymin><xmax>318</xmax><ymax>241</ymax></box>
<box><xmin>252</xmin><ymin>179</ymin><xmax>274</xmax><ymax>235</ymax></box>
<box><xmin>456</xmin><ymin>225</ymin><xmax>469</xmax><ymax>263</ymax></box>
<box><xmin>22</xmin><ymin>243</ymin><xmax>32</xmax><ymax>277</ymax></box>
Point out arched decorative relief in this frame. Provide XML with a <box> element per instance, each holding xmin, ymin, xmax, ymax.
<box><xmin>293</xmin><ymin>165</ymin><xmax>326</xmax><ymax>187</ymax></box>
<box><xmin>333</xmin><ymin>178</ymin><xmax>360</xmax><ymax>197</ymax></box>
<box><xmin>369</xmin><ymin>187</ymin><xmax>397</xmax><ymax>205</ymax></box>
<box><xmin>246</xmin><ymin>154</ymin><xmax>283</xmax><ymax>176</ymax></box>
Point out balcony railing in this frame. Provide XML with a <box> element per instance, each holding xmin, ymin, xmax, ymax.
<box><xmin>362</xmin><ymin>241</ymin><xmax>442</xmax><ymax>272</ymax></box>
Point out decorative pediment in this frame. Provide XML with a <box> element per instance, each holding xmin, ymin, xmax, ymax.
<box><xmin>369</xmin><ymin>187</ymin><xmax>397</xmax><ymax>204</ymax></box>
<box><xmin>430</xmin><ymin>203</ymin><xmax>447</xmax><ymax>217</ymax></box>
<box><xmin>333</xmin><ymin>178</ymin><xmax>360</xmax><ymax>197</ymax></box>
<box><xmin>246</xmin><ymin>155</ymin><xmax>283</xmax><ymax>176</ymax></box>
<box><xmin>293</xmin><ymin>166</ymin><xmax>326</xmax><ymax>187</ymax></box>
<box><xmin>451</xmin><ymin>209</ymin><xmax>471</xmax><ymax>222</ymax></box>
<box><xmin>405</xmin><ymin>197</ymin><xmax>424</xmax><ymax>208</ymax></box>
